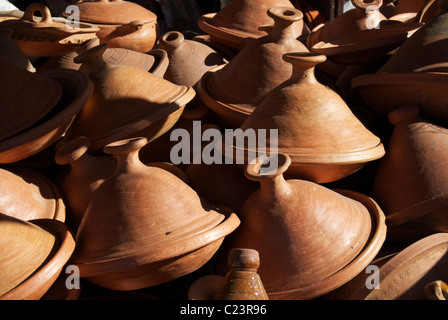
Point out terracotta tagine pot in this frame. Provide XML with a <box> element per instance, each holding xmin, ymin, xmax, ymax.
<box><xmin>392</xmin><ymin>0</ymin><xmax>439</xmax><ymax>23</ymax></box>
<box><xmin>352</xmin><ymin>2</ymin><xmax>448</xmax><ymax>122</ymax></box>
<box><xmin>372</xmin><ymin>105</ymin><xmax>448</xmax><ymax>244</ymax></box>
<box><xmin>63</xmin><ymin>43</ymin><xmax>196</xmax><ymax>154</ymax></box>
<box><xmin>0</xmin><ymin>60</ymin><xmax>62</xmax><ymax>141</ymax></box>
<box><xmin>0</xmin><ymin>214</ymin><xmax>76</xmax><ymax>300</ymax></box>
<box><xmin>62</xmin><ymin>0</ymin><xmax>159</xmax><ymax>53</ymax></box>
<box><xmin>0</xmin><ymin>166</ymin><xmax>65</xmax><ymax>222</ymax></box>
<box><xmin>213</xmin><ymin>248</ymin><xmax>269</xmax><ymax>300</ymax></box>
<box><xmin>0</xmin><ymin>67</ymin><xmax>93</xmax><ymax>164</ymax></box>
<box><xmin>343</xmin><ymin>233</ymin><xmax>448</xmax><ymax>300</ymax></box>
<box><xmin>0</xmin><ymin>27</ymin><xmax>35</xmax><ymax>71</ymax></box>
<box><xmin>54</xmin><ymin>136</ymin><xmax>116</xmax><ymax>230</ymax></box>
<box><xmin>197</xmin><ymin>6</ymin><xmax>309</xmax><ymax>126</ymax></box>
<box><xmin>307</xmin><ymin>0</ymin><xmax>422</xmax><ymax>65</ymax></box>
<box><xmin>215</xmin><ymin>153</ymin><xmax>387</xmax><ymax>300</ymax></box>
<box><xmin>69</xmin><ymin>137</ymin><xmax>240</xmax><ymax>291</ymax></box>
<box><xmin>226</xmin><ymin>52</ymin><xmax>384</xmax><ymax>184</ymax></box>
<box><xmin>0</xmin><ymin>3</ymin><xmax>99</xmax><ymax>57</ymax></box>
<box><xmin>197</xmin><ymin>0</ymin><xmax>309</xmax><ymax>52</ymax></box>
<box><xmin>157</xmin><ymin>30</ymin><xmax>228</xmax><ymax>88</ymax></box>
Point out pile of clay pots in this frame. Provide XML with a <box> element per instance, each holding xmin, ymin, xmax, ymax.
<box><xmin>1</xmin><ymin>0</ymin><xmax>448</xmax><ymax>301</ymax></box>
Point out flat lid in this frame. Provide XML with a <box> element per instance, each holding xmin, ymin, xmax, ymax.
<box><xmin>64</xmin><ymin>0</ymin><xmax>157</xmax><ymax>25</ymax></box>
<box><xmin>0</xmin><ymin>61</ymin><xmax>62</xmax><ymax>141</ymax></box>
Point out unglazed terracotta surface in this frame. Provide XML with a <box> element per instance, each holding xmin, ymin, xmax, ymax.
<box><xmin>62</xmin><ymin>0</ymin><xmax>159</xmax><ymax>52</ymax></box>
<box><xmin>228</xmin><ymin>52</ymin><xmax>384</xmax><ymax>183</ymax></box>
<box><xmin>215</xmin><ymin>153</ymin><xmax>386</xmax><ymax>299</ymax></box>
<box><xmin>197</xmin><ymin>0</ymin><xmax>309</xmax><ymax>51</ymax></box>
<box><xmin>70</xmin><ymin>137</ymin><xmax>240</xmax><ymax>290</ymax></box>
<box><xmin>197</xmin><ymin>6</ymin><xmax>309</xmax><ymax>126</ymax></box>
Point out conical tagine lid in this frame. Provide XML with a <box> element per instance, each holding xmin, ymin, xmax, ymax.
<box><xmin>0</xmin><ymin>60</ymin><xmax>62</xmax><ymax>141</ymax></box>
<box><xmin>70</xmin><ymin>137</ymin><xmax>240</xmax><ymax>282</ymax></box>
<box><xmin>217</xmin><ymin>153</ymin><xmax>383</xmax><ymax>299</ymax></box>
<box><xmin>197</xmin><ymin>0</ymin><xmax>309</xmax><ymax>51</ymax></box>
<box><xmin>65</xmin><ymin>43</ymin><xmax>196</xmax><ymax>152</ymax></box>
<box><xmin>0</xmin><ymin>213</ymin><xmax>56</xmax><ymax>297</ymax></box>
<box><xmin>198</xmin><ymin>6</ymin><xmax>309</xmax><ymax>125</ymax></box>
<box><xmin>229</xmin><ymin>52</ymin><xmax>384</xmax><ymax>183</ymax></box>
<box><xmin>377</xmin><ymin>1</ymin><xmax>448</xmax><ymax>73</ymax></box>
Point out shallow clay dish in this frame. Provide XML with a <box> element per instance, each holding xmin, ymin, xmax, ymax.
<box><xmin>0</xmin><ymin>68</ymin><xmax>93</xmax><ymax>164</ymax></box>
<box><xmin>0</xmin><ymin>3</ymin><xmax>99</xmax><ymax>57</ymax></box>
<box><xmin>0</xmin><ymin>217</ymin><xmax>76</xmax><ymax>300</ymax></box>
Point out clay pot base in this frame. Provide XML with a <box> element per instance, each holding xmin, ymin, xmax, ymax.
<box><xmin>347</xmin><ymin>233</ymin><xmax>448</xmax><ymax>300</ymax></box>
<box><xmin>0</xmin><ymin>68</ymin><xmax>93</xmax><ymax>164</ymax></box>
<box><xmin>72</xmin><ymin>213</ymin><xmax>240</xmax><ymax>291</ymax></box>
<box><xmin>266</xmin><ymin>189</ymin><xmax>386</xmax><ymax>300</ymax></box>
<box><xmin>197</xmin><ymin>65</ymin><xmax>252</xmax><ymax>126</ymax></box>
<box><xmin>352</xmin><ymin>72</ymin><xmax>448</xmax><ymax>123</ymax></box>
<box><xmin>0</xmin><ymin>219</ymin><xmax>76</xmax><ymax>300</ymax></box>
<box><xmin>309</xmin><ymin>21</ymin><xmax>422</xmax><ymax>65</ymax></box>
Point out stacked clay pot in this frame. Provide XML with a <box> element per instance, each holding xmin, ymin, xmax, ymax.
<box><xmin>70</xmin><ymin>137</ymin><xmax>240</xmax><ymax>290</ymax></box>
<box><xmin>197</xmin><ymin>6</ymin><xmax>310</xmax><ymax>126</ymax></box>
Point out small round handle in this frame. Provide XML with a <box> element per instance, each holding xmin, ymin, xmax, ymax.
<box><xmin>283</xmin><ymin>52</ymin><xmax>326</xmax><ymax>67</ymax></box>
<box><xmin>103</xmin><ymin>137</ymin><xmax>148</xmax><ymax>157</ymax></box>
<box><xmin>228</xmin><ymin>248</ymin><xmax>260</xmax><ymax>270</ymax></box>
<box><xmin>21</xmin><ymin>3</ymin><xmax>53</xmax><ymax>24</ymax></box>
<box><xmin>55</xmin><ymin>136</ymin><xmax>91</xmax><ymax>165</ymax></box>
<box><xmin>351</xmin><ymin>0</ymin><xmax>383</xmax><ymax>10</ymax></box>
<box><xmin>245</xmin><ymin>153</ymin><xmax>291</xmax><ymax>182</ymax></box>
<box><xmin>158</xmin><ymin>31</ymin><xmax>185</xmax><ymax>52</ymax></box>
<box><xmin>267</xmin><ymin>6</ymin><xmax>304</xmax><ymax>23</ymax></box>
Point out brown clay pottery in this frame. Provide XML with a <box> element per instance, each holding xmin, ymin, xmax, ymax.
<box><xmin>343</xmin><ymin>233</ymin><xmax>448</xmax><ymax>300</ymax></box>
<box><xmin>70</xmin><ymin>137</ymin><xmax>240</xmax><ymax>291</ymax></box>
<box><xmin>0</xmin><ymin>60</ymin><xmax>62</xmax><ymax>141</ymax></box>
<box><xmin>188</xmin><ymin>274</ymin><xmax>224</xmax><ymax>300</ymax></box>
<box><xmin>157</xmin><ymin>30</ymin><xmax>228</xmax><ymax>88</ymax></box>
<box><xmin>425</xmin><ymin>280</ymin><xmax>448</xmax><ymax>300</ymax></box>
<box><xmin>215</xmin><ymin>153</ymin><xmax>387</xmax><ymax>300</ymax></box>
<box><xmin>0</xmin><ymin>166</ymin><xmax>65</xmax><ymax>222</ymax></box>
<box><xmin>0</xmin><ymin>3</ymin><xmax>99</xmax><ymax>57</ymax></box>
<box><xmin>308</xmin><ymin>0</ymin><xmax>422</xmax><ymax>65</ymax></box>
<box><xmin>62</xmin><ymin>0</ymin><xmax>159</xmax><ymax>53</ymax></box>
<box><xmin>0</xmin><ymin>67</ymin><xmax>93</xmax><ymax>164</ymax></box>
<box><xmin>227</xmin><ymin>52</ymin><xmax>384</xmax><ymax>184</ymax></box>
<box><xmin>0</xmin><ymin>27</ymin><xmax>35</xmax><ymax>71</ymax></box>
<box><xmin>213</xmin><ymin>248</ymin><xmax>269</xmax><ymax>300</ymax></box>
<box><xmin>352</xmin><ymin>3</ymin><xmax>448</xmax><ymax>122</ymax></box>
<box><xmin>197</xmin><ymin>6</ymin><xmax>309</xmax><ymax>126</ymax></box>
<box><xmin>63</xmin><ymin>43</ymin><xmax>196</xmax><ymax>153</ymax></box>
<box><xmin>371</xmin><ymin>105</ymin><xmax>448</xmax><ymax>244</ymax></box>
<box><xmin>197</xmin><ymin>0</ymin><xmax>309</xmax><ymax>52</ymax></box>
<box><xmin>54</xmin><ymin>136</ymin><xmax>116</xmax><ymax>229</ymax></box>
<box><xmin>0</xmin><ymin>214</ymin><xmax>76</xmax><ymax>300</ymax></box>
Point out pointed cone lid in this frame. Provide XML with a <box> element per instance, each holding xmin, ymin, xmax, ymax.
<box><xmin>231</xmin><ymin>52</ymin><xmax>384</xmax><ymax>182</ymax></box>
<box><xmin>372</xmin><ymin>104</ymin><xmax>448</xmax><ymax>235</ymax></box>
<box><xmin>222</xmin><ymin>153</ymin><xmax>374</xmax><ymax>298</ymax></box>
<box><xmin>65</xmin><ymin>43</ymin><xmax>196</xmax><ymax>152</ymax></box>
<box><xmin>0</xmin><ymin>213</ymin><xmax>56</xmax><ymax>297</ymax></box>
<box><xmin>200</xmin><ymin>7</ymin><xmax>309</xmax><ymax>123</ymax></box>
<box><xmin>70</xmin><ymin>137</ymin><xmax>240</xmax><ymax>276</ymax></box>
<box><xmin>378</xmin><ymin>3</ymin><xmax>448</xmax><ymax>73</ymax></box>
<box><xmin>0</xmin><ymin>60</ymin><xmax>62</xmax><ymax>141</ymax></box>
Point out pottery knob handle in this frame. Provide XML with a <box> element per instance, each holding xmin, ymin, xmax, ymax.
<box><xmin>425</xmin><ymin>280</ymin><xmax>448</xmax><ymax>300</ymax></box>
<box><xmin>228</xmin><ymin>248</ymin><xmax>260</xmax><ymax>271</ymax></box>
<box><xmin>74</xmin><ymin>43</ymin><xmax>108</xmax><ymax>72</ymax></box>
<box><xmin>103</xmin><ymin>137</ymin><xmax>148</xmax><ymax>157</ymax></box>
<box><xmin>245</xmin><ymin>153</ymin><xmax>291</xmax><ymax>182</ymax></box>
<box><xmin>351</xmin><ymin>0</ymin><xmax>383</xmax><ymax>10</ymax></box>
<box><xmin>388</xmin><ymin>104</ymin><xmax>420</xmax><ymax>126</ymax></box>
<box><xmin>21</xmin><ymin>3</ymin><xmax>53</xmax><ymax>24</ymax></box>
<box><xmin>158</xmin><ymin>31</ymin><xmax>185</xmax><ymax>52</ymax></box>
<box><xmin>267</xmin><ymin>6</ymin><xmax>304</xmax><ymax>24</ymax></box>
<box><xmin>55</xmin><ymin>136</ymin><xmax>91</xmax><ymax>165</ymax></box>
